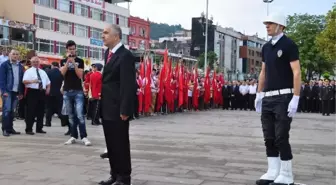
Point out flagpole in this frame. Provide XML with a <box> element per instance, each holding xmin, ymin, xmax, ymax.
<box><xmin>204</xmin><ymin>0</ymin><xmax>209</xmax><ymax>73</ymax></box>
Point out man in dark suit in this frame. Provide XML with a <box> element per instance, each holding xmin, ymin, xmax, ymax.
<box><xmin>221</xmin><ymin>81</ymin><xmax>230</xmax><ymax>110</ymax></box>
<box><xmin>99</xmin><ymin>25</ymin><xmax>136</xmax><ymax>185</ymax></box>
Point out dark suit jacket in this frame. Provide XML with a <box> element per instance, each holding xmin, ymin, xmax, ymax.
<box><xmin>47</xmin><ymin>68</ymin><xmax>64</xmax><ymax>96</ymax></box>
<box><xmin>222</xmin><ymin>85</ymin><xmax>230</xmax><ymax>98</ymax></box>
<box><xmin>101</xmin><ymin>45</ymin><xmax>136</xmax><ymax>121</ymax></box>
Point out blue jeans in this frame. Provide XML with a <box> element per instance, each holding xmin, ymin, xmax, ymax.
<box><xmin>1</xmin><ymin>91</ymin><xmax>18</xmax><ymax>132</ymax></box>
<box><xmin>63</xmin><ymin>90</ymin><xmax>87</xmax><ymax>139</ymax></box>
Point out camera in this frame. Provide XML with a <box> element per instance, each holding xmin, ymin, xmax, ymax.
<box><xmin>69</xmin><ymin>54</ymin><xmax>76</xmax><ymax>58</ymax></box>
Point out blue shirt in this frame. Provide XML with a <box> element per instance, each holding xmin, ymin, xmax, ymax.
<box><xmin>11</xmin><ymin>61</ymin><xmax>20</xmax><ymax>92</ymax></box>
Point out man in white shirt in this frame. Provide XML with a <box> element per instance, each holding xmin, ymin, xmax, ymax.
<box><xmin>239</xmin><ymin>81</ymin><xmax>249</xmax><ymax>110</ymax></box>
<box><xmin>0</xmin><ymin>50</ymin><xmax>9</xmax><ymax>65</ymax></box>
<box><xmin>22</xmin><ymin>56</ymin><xmax>51</xmax><ymax>135</ymax></box>
<box><xmin>249</xmin><ymin>80</ymin><xmax>257</xmax><ymax>110</ymax></box>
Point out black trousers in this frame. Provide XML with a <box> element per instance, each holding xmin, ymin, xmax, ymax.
<box><xmin>46</xmin><ymin>95</ymin><xmax>67</xmax><ymax>126</ymax></box>
<box><xmin>249</xmin><ymin>94</ymin><xmax>256</xmax><ymax>110</ymax></box>
<box><xmin>223</xmin><ymin>97</ymin><xmax>229</xmax><ymax>109</ymax></box>
<box><xmin>25</xmin><ymin>88</ymin><xmax>46</xmax><ymax>132</ymax></box>
<box><xmin>322</xmin><ymin>100</ymin><xmax>330</xmax><ymax>115</ymax></box>
<box><xmin>231</xmin><ymin>96</ymin><xmax>237</xmax><ymax>109</ymax></box>
<box><xmin>89</xmin><ymin>99</ymin><xmax>101</xmax><ymax>124</ymax></box>
<box><xmin>102</xmin><ymin>119</ymin><xmax>131</xmax><ymax>183</ymax></box>
<box><xmin>261</xmin><ymin>94</ymin><xmax>293</xmax><ymax>161</ymax></box>
<box><xmin>134</xmin><ymin>95</ymin><xmax>139</xmax><ymax>118</ymax></box>
<box><xmin>17</xmin><ymin>97</ymin><xmax>26</xmax><ymax>118</ymax></box>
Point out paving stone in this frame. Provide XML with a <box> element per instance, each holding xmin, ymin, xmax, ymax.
<box><xmin>0</xmin><ymin>110</ymin><xmax>334</xmax><ymax>185</ymax></box>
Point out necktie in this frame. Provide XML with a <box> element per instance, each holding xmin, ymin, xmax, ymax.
<box><xmin>107</xmin><ymin>51</ymin><xmax>113</xmax><ymax>64</ymax></box>
<box><xmin>36</xmin><ymin>68</ymin><xmax>43</xmax><ymax>90</ymax></box>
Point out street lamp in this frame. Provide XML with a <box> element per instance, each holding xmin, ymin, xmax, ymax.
<box><xmin>263</xmin><ymin>0</ymin><xmax>274</xmax><ymax>40</ymax></box>
<box><xmin>204</xmin><ymin>0</ymin><xmax>209</xmax><ymax>73</ymax></box>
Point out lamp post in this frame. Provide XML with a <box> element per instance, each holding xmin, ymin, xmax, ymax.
<box><xmin>263</xmin><ymin>0</ymin><xmax>274</xmax><ymax>40</ymax></box>
<box><xmin>204</xmin><ymin>0</ymin><xmax>209</xmax><ymax>72</ymax></box>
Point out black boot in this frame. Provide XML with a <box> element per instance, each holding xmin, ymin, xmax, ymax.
<box><xmin>99</xmin><ymin>176</ymin><xmax>116</xmax><ymax>185</ymax></box>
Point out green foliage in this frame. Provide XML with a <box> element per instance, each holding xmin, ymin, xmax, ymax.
<box><xmin>150</xmin><ymin>22</ymin><xmax>183</xmax><ymax>40</ymax></box>
<box><xmin>322</xmin><ymin>71</ymin><xmax>331</xmax><ymax>80</ymax></box>
<box><xmin>286</xmin><ymin>13</ymin><xmax>333</xmax><ymax>79</ymax></box>
<box><xmin>197</xmin><ymin>51</ymin><xmax>217</xmax><ymax>70</ymax></box>
<box><xmin>316</xmin><ymin>4</ymin><xmax>336</xmax><ymax>63</ymax></box>
<box><xmin>14</xmin><ymin>45</ymin><xmax>30</xmax><ymax>60</ymax></box>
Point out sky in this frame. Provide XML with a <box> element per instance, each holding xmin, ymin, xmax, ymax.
<box><xmin>120</xmin><ymin>0</ymin><xmax>334</xmax><ymax>39</ymax></box>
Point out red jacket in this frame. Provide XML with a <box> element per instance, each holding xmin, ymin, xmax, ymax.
<box><xmin>89</xmin><ymin>71</ymin><xmax>102</xmax><ymax>99</ymax></box>
<box><xmin>84</xmin><ymin>71</ymin><xmax>92</xmax><ymax>92</ymax></box>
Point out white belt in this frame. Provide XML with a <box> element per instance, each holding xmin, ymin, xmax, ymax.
<box><xmin>264</xmin><ymin>88</ymin><xmax>294</xmax><ymax>97</ymax></box>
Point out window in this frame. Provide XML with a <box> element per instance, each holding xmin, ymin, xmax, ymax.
<box><xmin>57</xmin><ymin>0</ymin><xmax>71</xmax><ymax>13</ymax></box>
<box><xmin>35</xmin><ymin>15</ymin><xmax>54</xmax><ymax>30</ymax></box>
<box><xmin>74</xmin><ymin>3</ymin><xmax>89</xmax><ymax>17</ymax></box>
<box><xmin>36</xmin><ymin>39</ymin><xmax>54</xmax><ymax>53</ymax></box>
<box><xmin>90</xmin><ymin>28</ymin><xmax>102</xmax><ymax>39</ymax></box>
<box><xmin>118</xmin><ymin>16</ymin><xmax>128</xmax><ymax>27</ymax></box>
<box><xmin>56</xmin><ymin>20</ymin><xmax>72</xmax><ymax>34</ymax></box>
<box><xmin>121</xmin><ymin>34</ymin><xmax>128</xmax><ymax>45</ymax></box>
<box><xmin>90</xmin><ymin>47</ymin><xmax>102</xmax><ymax>60</ymax></box>
<box><xmin>130</xmin><ymin>26</ymin><xmax>136</xmax><ymax>35</ymax></box>
<box><xmin>74</xmin><ymin>24</ymin><xmax>88</xmax><ymax>38</ymax></box>
<box><xmin>36</xmin><ymin>0</ymin><xmax>55</xmax><ymax>8</ymax></box>
<box><xmin>55</xmin><ymin>42</ymin><xmax>66</xmax><ymax>55</ymax></box>
<box><xmin>77</xmin><ymin>45</ymin><xmax>88</xmax><ymax>58</ymax></box>
<box><xmin>140</xmin><ymin>27</ymin><xmax>146</xmax><ymax>37</ymax></box>
<box><xmin>91</xmin><ymin>8</ymin><xmax>103</xmax><ymax>21</ymax></box>
<box><xmin>106</xmin><ymin>12</ymin><xmax>116</xmax><ymax>24</ymax></box>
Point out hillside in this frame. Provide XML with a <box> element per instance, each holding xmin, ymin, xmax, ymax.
<box><xmin>150</xmin><ymin>22</ymin><xmax>184</xmax><ymax>40</ymax></box>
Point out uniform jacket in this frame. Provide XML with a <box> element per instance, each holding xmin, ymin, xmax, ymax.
<box><xmin>0</xmin><ymin>60</ymin><xmax>25</xmax><ymax>95</ymax></box>
<box><xmin>320</xmin><ymin>85</ymin><xmax>334</xmax><ymax>100</ymax></box>
<box><xmin>89</xmin><ymin>71</ymin><xmax>102</xmax><ymax>99</ymax></box>
<box><xmin>100</xmin><ymin>45</ymin><xmax>136</xmax><ymax>121</ymax></box>
<box><xmin>222</xmin><ymin>85</ymin><xmax>230</xmax><ymax>98</ymax></box>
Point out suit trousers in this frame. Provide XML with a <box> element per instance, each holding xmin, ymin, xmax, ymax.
<box><xmin>261</xmin><ymin>94</ymin><xmax>293</xmax><ymax>161</ymax></box>
<box><xmin>249</xmin><ymin>94</ymin><xmax>256</xmax><ymax>110</ymax></box>
<box><xmin>102</xmin><ymin>119</ymin><xmax>131</xmax><ymax>183</ymax></box>
<box><xmin>46</xmin><ymin>95</ymin><xmax>67</xmax><ymax>126</ymax></box>
<box><xmin>322</xmin><ymin>100</ymin><xmax>330</xmax><ymax>115</ymax></box>
<box><xmin>25</xmin><ymin>88</ymin><xmax>45</xmax><ymax>132</ymax></box>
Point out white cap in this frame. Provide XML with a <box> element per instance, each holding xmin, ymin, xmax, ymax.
<box><xmin>263</xmin><ymin>13</ymin><xmax>287</xmax><ymax>27</ymax></box>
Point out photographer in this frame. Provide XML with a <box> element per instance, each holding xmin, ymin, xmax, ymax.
<box><xmin>60</xmin><ymin>40</ymin><xmax>91</xmax><ymax>146</ymax></box>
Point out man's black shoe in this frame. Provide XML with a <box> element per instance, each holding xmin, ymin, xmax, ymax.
<box><xmin>98</xmin><ymin>176</ymin><xmax>116</xmax><ymax>185</ymax></box>
<box><xmin>36</xmin><ymin>130</ymin><xmax>47</xmax><ymax>134</ymax></box>
<box><xmin>64</xmin><ymin>130</ymin><xmax>70</xmax><ymax>136</ymax></box>
<box><xmin>112</xmin><ymin>182</ymin><xmax>130</xmax><ymax>185</ymax></box>
<box><xmin>100</xmin><ymin>152</ymin><xmax>108</xmax><ymax>159</ymax></box>
<box><xmin>10</xmin><ymin>129</ymin><xmax>21</xmax><ymax>135</ymax></box>
<box><xmin>256</xmin><ymin>179</ymin><xmax>274</xmax><ymax>185</ymax></box>
<box><xmin>3</xmin><ymin>131</ymin><xmax>10</xmax><ymax>137</ymax></box>
<box><xmin>26</xmin><ymin>131</ymin><xmax>35</xmax><ymax>135</ymax></box>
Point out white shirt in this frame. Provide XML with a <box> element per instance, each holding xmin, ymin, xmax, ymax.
<box><xmin>110</xmin><ymin>42</ymin><xmax>123</xmax><ymax>53</ymax></box>
<box><xmin>0</xmin><ymin>55</ymin><xmax>8</xmax><ymax>65</ymax></box>
<box><xmin>23</xmin><ymin>67</ymin><xmax>50</xmax><ymax>90</ymax></box>
<box><xmin>239</xmin><ymin>85</ymin><xmax>249</xmax><ymax>95</ymax></box>
<box><xmin>271</xmin><ymin>32</ymin><xmax>284</xmax><ymax>45</ymax></box>
<box><xmin>249</xmin><ymin>84</ymin><xmax>257</xmax><ymax>94</ymax></box>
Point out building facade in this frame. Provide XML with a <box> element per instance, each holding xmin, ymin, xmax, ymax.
<box><xmin>0</xmin><ymin>0</ymin><xmax>130</xmax><ymax>65</ymax></box>
<box><xmin>240</xmin><ymin>35</ymin><xmax>266</xmax><ymax>78</ymax></box>
<box><xmin>214</xmin><ymin>26</ymin><xmax>243</xmax><ymax>81</ymax></box>
<box><xmin>190</xmin><ymin>16</ymin><xmax>215</xmax><ymax>58</ymax></box>
<box><xmin>128</xmin><ymin>16</ymin><xmax>150</xmax><ymax>50</ymax></box>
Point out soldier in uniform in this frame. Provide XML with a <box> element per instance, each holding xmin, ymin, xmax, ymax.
<box><xmin>320</xmin><ymin>80</ymin><xmax>333</xmax><ymax>116</ymax></box>
<box><xmin>255</xmin><ymin>13</ymin><xmax>301</xmax><ymax>185</ymax></box>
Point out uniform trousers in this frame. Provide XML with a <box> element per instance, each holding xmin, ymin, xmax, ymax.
<box><xmin>25</xmin><ymin>88</ymin><xmax>45</xmax><ymax>132</ymax></box>
<box><xmin>322</xmin><ymin>100</ymin><xmax>330</xmax><ymax>115</ymax></box>
<box><xmin>249</xmin><ymin>94</ymin><xmax>256</xmax><ymax>110</ymax></box>
<box><xmin>102</xmin><ymin>119</ymin><xmax>131</xmax><ymax>184</ymax></box>
<box><xmin>261</xmin><ymin>94</ymin><xmax>293</xmax><ymax>161</ymax></box>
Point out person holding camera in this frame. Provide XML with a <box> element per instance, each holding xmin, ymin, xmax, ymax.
<box><xmin>60</xmin><ymin>40</ymin><xmax>91</xmax><ymax>146</ymax></box>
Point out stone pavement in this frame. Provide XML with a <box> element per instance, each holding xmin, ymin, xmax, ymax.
<box><xmin>0</xmin><ymin>110</ymin><xmax>335</xmax><ymax>185</ymax></box>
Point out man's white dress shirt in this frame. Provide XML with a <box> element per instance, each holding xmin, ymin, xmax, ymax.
<box><xmin>23</xmin><ymin>67</ymin><xmax>51</xmax><ymax>90</ymax></box>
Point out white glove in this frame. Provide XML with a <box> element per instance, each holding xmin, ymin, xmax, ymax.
<box><xmin>287</xmin><ymin>95</ymin><xmax>300</xmax><ymax>117</ymax></box>
<box><xmin>255</xmin><ymin>92</ymin><xmax>264</xmax><ymax>113</ymax></box>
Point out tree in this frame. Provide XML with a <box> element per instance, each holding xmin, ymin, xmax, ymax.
<box><xmin>197</xmin><ymin>51</ymin><xmax>217</xmax><ymax>70</ymax></box>
<box><xmin>316</xmin><ymin>4</ymin><xmax>336</xmax><ymax>64</ymax></box>
<box><xmin>286</xmin><ymin>13</ymin><xmax>331</xmax><ymax>79</ymax></box>
<box><xmin>14</xmin><ymin>45</ymin><xmax>30</xmax><ymax>61</ymax></box>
